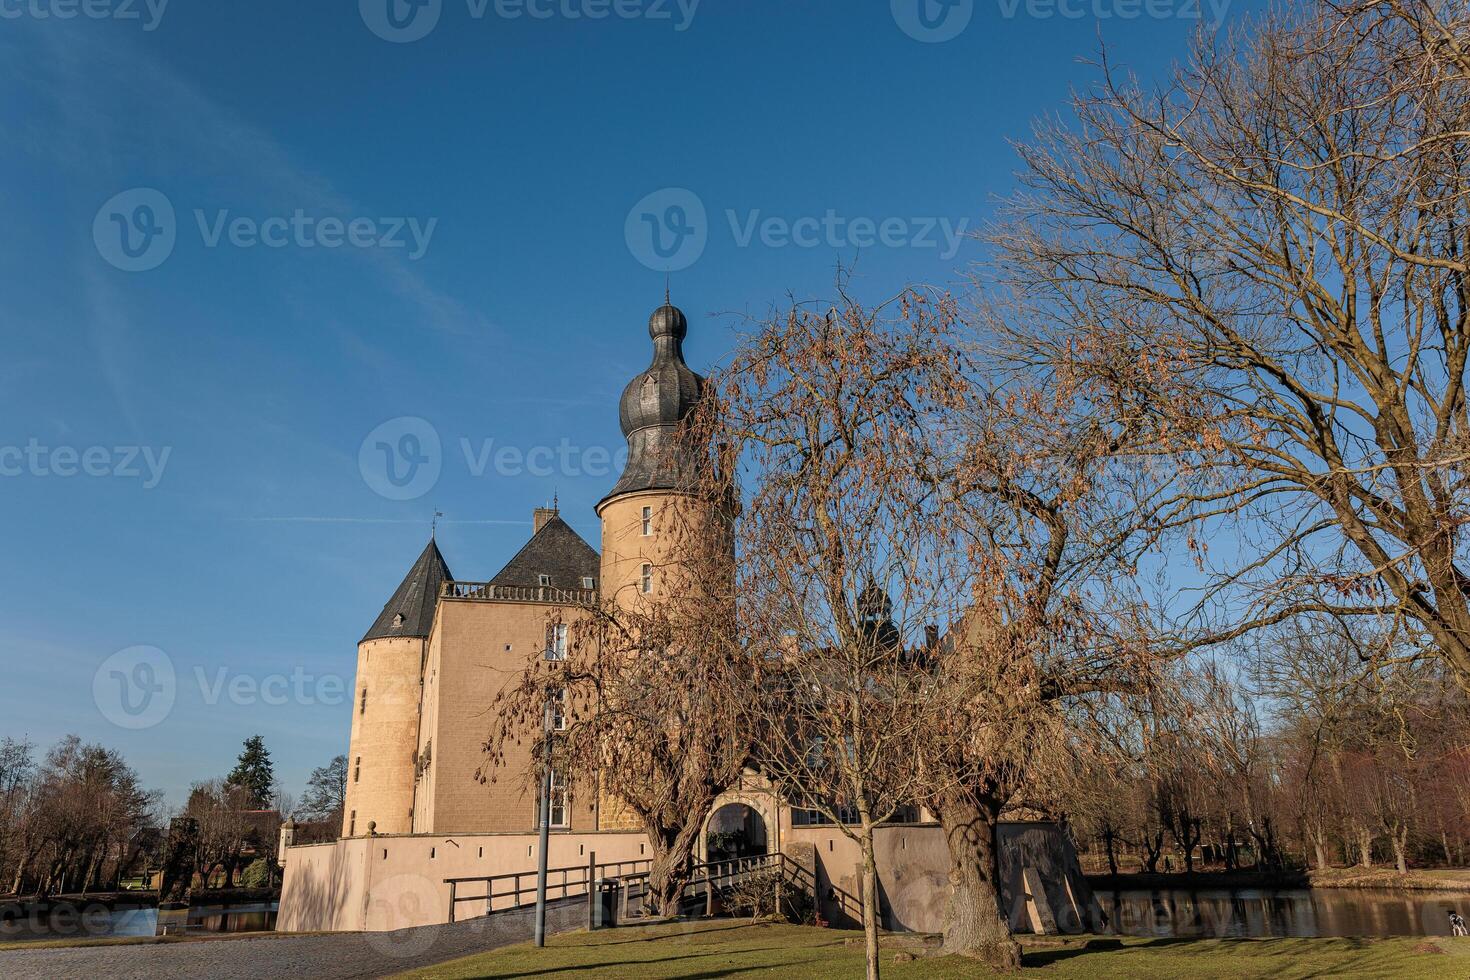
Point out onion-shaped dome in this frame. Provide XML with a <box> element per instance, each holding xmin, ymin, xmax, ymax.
<box><xmin>602</xmin><ymin>302</ymin><xmax>707</xmax><ymax>504</ymax></box>
<box><xmin>617</xmin><ymin>304</ymin><xmax>703</xmax><ymax>437</ymax></box>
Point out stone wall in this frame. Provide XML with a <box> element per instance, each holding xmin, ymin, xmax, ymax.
<box><xmin>279</xmin><ymin>820</ymin><xmax>1098</xmax><ymax>936</ymax></box>
<box><xmin>279</xmin><ymin>830</ymin><xmax>649</xmax><ymax>932</ymax></box>
<box><xmin>785</xmin><ymin>821</ymin><xmax>1100</xmax><ymax>934</ymax></box>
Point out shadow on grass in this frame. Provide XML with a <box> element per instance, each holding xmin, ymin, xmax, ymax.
<box><xmin>1024</xmin><ymin>936</ymin><xmax>1220</xmax><ymax>966</ymax></box>
<box><xmin>447</xmin><ymin>944</ymin><xmax>801</xmax><ymax>980</ymax></box>
<box><xmin>564</xmin><ymin>921</ymin><xmax>786</xmax><ymax>948</ymax></box>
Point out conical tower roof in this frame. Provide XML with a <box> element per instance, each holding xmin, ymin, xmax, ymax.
<box><xmin>362</xmin><ymin>538</ymin><xmax>453</xmax><ymax>643</ymax></box>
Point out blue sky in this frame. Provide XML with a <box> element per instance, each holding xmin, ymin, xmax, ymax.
<box><xmin>0</xmin><ymin>0</ymin><xmax>1255</xmax><ymax>808</ymax></box>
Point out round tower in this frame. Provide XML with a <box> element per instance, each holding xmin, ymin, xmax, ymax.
<box><xmin>340</xmin><ymin>538</ymin><xmax>450</xmax><ymax>837</ymax></box>
<box><xmin>596</xmin><ymin>302</ymin><xmax>719</xmax><ymax>611</ymax></box>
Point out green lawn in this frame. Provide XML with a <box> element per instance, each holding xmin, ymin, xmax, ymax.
<box><xmin>392</xmin><ymin>920</ymin><xmax>1470</xmax><ymax>979</ymax></box>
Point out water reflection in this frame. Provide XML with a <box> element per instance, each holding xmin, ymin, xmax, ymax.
<box><xmin>0</xmin><ymin>901</ymin><xmax>278</xmax><ymax>942</ymax></box>
<box><xmin>1096</xmin><ymin>887</ymin><xmax>1470</xmax><ymax>938</ymax></box>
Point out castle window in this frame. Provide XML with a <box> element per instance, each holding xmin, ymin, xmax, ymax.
<box><xmin>543</xmin><ymin>768</ymin><xmax>569</xmax><ymax>829</ymax></box>
<box><xmin>582</xmin><ymin>576</ymin><xmax>595</xmax><ymax>590</ymax></box>
<box><xmin>392</xmin><ymin>612</ymin><xmax>404</xmax><ymax>628</ymax></box>
<box><xmin>359</xmin><ymin>688</ymin><xmax>367</xmax><ymax>714</ymax></box>
<box><xmin>551</xmin><ymin>687</ymin><xmax>568</xmax><ymax>731</ymax></box>
<box><xmin>538</xmin><ymin>574</ymin><xmax>551</xmax><ymax>587</ymax></box>
<box><xmin>349</xmin><ymin>810</ymin><xmax>356</xmax><ymax>836</ymax></box>
<box><xmin>354</xmin><ymin>757</ymin><xmax>361</xmax><ymax>783</ymax></box>
<box><xmin>641</xmin><ymin>506</ymin><xmax>653</xmax><ymax>536</ymax></box>
<box><xmin>546</xmin><ymin>623</ymin><xmax>568</xmax><ymax>661</ymax></box>
<box><xmin>640</xmin><ymin>563</ymin><xmax>653</xmax><ymax>594</ymax></box>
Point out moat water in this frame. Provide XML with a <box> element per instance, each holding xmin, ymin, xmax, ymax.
<box><xmin>0</xmin><ymin>900</ymin><xmax>278</xmax><ymax>941</ymax></box>
<box><xmin>1096</xmin><ymin>886</ymin><xmax>1470</xmax><ymax>938</ymax></box>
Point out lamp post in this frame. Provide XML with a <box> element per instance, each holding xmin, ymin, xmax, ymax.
<box><xmin>533</xmin><ymin>648</ymin><xmax>556</xmax><ymax>947</ymax></box>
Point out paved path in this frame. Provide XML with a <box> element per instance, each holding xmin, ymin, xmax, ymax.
<box><xmin>0</xmin><ymin>913</ymin><xmax>536</xmax><ymax>980</ymax></box>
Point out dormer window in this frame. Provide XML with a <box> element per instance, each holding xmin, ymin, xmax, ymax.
<box><xmin>582</xmin><ymin>576</ymin><xmax>595</xmax><ymax>590</ymax></box>
<box><xmin>392</xmin><ymin>613</ymin><xmax>405</xmax><ymax>628</ymax></box>
<box><xmin>538</xmin><ymin>574</ymin><xmax>551</xmax><ymax>587</ymax></box>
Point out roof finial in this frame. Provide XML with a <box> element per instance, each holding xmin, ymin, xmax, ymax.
<box><xmin>553</xmin><ymin>491</ymin><xmax>559</xmax><ymax>511</ymax></box>
<box><xmin>432</xmin><ymin>508</ymin><xmax>443</xmax><ymax>539</ymax></box>
<box><xmin>665</xmin><ymin>275</ymin><xmax>671</xmax><ymax>306</ymax></box>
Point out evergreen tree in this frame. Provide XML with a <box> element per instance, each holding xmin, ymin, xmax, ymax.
<box><xmin>225</xmin><ymin>736</ymin><xmax>274</xmax><ymax>809</ymax></box>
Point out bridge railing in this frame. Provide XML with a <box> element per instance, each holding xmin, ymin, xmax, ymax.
<box><xmin>445</xmin><ymin>854</ymin><xmax>651</xmax><ymax>922</ymax></box>
<box><xmin>444</xmin><ymin>851</ymin><xmax>802</xmax><ymax>924</ymax></box>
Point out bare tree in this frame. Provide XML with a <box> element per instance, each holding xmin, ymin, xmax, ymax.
<box><xmin>992</xmin><ymin>0</ymin><xmax>1470</xmax><ymax>687</ymax></box>
<box><xmin>299</xmin><ymin>756</ymin><xmax>346</xmax><ymax>824</ymax></box>
<box><xmin>696</xmin><ymin>285</ymin><xmax>1172</xmax><ymax>972</ymax></box>
<box><xmin>479</xmin><ymin>503</ymin><xmax>753</xmax><ymax>917</ymax></box>
<box><xmin>692</xmin><ymin>290</ymin><xmax>975</xmax><ymax>979</ymax></box>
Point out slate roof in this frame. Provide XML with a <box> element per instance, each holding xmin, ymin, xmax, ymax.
<box><xmin>362</xmin><ymin>538</ymin><xmax>453</xmax><ymax>642</ymax></box>
<box><xmin>487</xmin><ymin>514</ymin><xmax>600</xmax><ymax>592</ymax></box>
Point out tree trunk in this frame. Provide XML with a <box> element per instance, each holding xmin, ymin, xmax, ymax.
<box><xmin>857</xmin><ymin>828</ymin><xmax>881</xmax><ymax>980</ymax></box>
<box><xmin>642</xmin><ymin>819</ymin><xmax>700</xmax><ymax>917</ymax></box>
<box><xmin>1391</xmin><ymin>829</ymin><xmax>1408</xmax><ymax>874</ymax></box>
<box><xmin>934</xmin><ymin>785</ymin><xmax>1022</xmax><ymax>971</ymax></box>
<box><xmin>1141</xmin><ymin>831</ymin><xmax>1164</xmax><ymax>873</ymax></box>
<box><xmin>1311</xmin><ymin>826</ymin><xmax>1330</xmax><ymax>872</ymax></box>
<box><xmin>1102</xmin><ymin>827</ymin><xmax>1119</xmax><ymax>876</ymax></box>
<box><xmin>1355</xmin><ymin>828</ymin><xmax>1374</xmax><ymax>868</ymax></box>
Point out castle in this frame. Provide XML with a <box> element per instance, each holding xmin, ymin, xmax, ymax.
<box><xmin>278</xmin><ymin>299</ymin><xmax>1095</xmax><ymax>937</ymax></box>
<box><xmin>342</xmin><ymin>300</ymin><xmax>706</xmax><ymax>839</ymax></box>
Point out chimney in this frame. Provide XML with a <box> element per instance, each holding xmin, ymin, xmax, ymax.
<box><xmin>533</xmin><ymin>506</ymin><xmax>559</xmax><ymax>534</ymax></box>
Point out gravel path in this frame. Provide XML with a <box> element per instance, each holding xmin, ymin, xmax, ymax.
<box><xmin>0</xmin><ymin>913</ymin><xmax>537</xmax><ymax>980</ymax></box>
